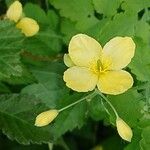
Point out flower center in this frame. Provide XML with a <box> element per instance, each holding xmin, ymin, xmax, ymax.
<box><xmin>89</xmin><ymin>58</ymin><xmax>112</xmax><ymax>75</ymax></box>
<box><xmin>97</xmin><ymin>59</ymin><xmax>107</xmax><ymax>72</ymax></box>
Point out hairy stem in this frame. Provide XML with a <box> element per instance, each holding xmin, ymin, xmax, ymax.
<box><xmin>59</xmin><ymin>90</ymin><xmax>97</xmax><ymax>112</ymax></box>
<box><xmin>96</xmin><ymin>89</ymin><xmax>119</xmax><ymax>118</ymax></box>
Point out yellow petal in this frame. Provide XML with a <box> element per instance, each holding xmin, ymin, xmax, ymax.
<box><xmin>97</xmin><ymin>70</ymin><xmax>133</xmax><ymax>95</ymax></box>
<box><xmin>35</xmin><ymin>109</ymin><xmax>59</xmax><ymax>127</ymax></box>
<box><xmin>6</xmin><ymin>1</ymin><xmax>22</xmax><ymax>22</ymax></box>
<box><xmin>69</xmin><ymin>34</ymin><xmax>102</xmax><ymax>67</ymax></box>
<box><xmin>63</xmin><ymin>66</ymin><xmax>98</xmax><ymax>92</ymax></box>
<box><xmin>64</xmin><ymin>54</ymin><xmax>75</xmax><ymax>67</ymax></box>
<box><xmin>16</xmin><ymin>17</ymin><xmax>39</xmax><ymax>37</ymax></box>
<box><xmin>116</xmin><ymin>117</ymin><xmax>133</xmax><ymax>142</ymax></box>
<box><xmin>102</xmin><ymin>37</ymin><xmax>135</xmax><ymax>70</ymax></box>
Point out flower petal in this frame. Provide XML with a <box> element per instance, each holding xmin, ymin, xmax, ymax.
<box><xmin>63</xmin><ymin>66</ymin><xmax>98</xmax><ymax>92</ymax></box>
<box><xmin>6</xmin><ymin>1</ymin><xmax>22</xmax><ymax>22</ymax></box>
<box><xmin>97</xmin><ymin>70</ymin><xmax>133</xmax><ymax>95</ymax></box>
<box><xmin>64</xmin><ymin>54</ymin><xmax>75</xmax><ymax>67</ymax></box>
<box><xmin>16</xmin><ymin>17</ymin><xmax>39</xmax><ymax>37</ymax></box>
<box><xmin>69</xmin><ymin>34</ymin><xmax>102</xmax><ymax>67</ymax></box>
<box><xmin>102</xmin><ymin>37</ymin><xmax>135</xmax><ymax>70</ymax></box>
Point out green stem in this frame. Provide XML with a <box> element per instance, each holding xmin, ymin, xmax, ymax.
<box><xmin>96</xmin><ymin>89</ymin><xmax>119</xmax><ymax>118</ymax></box>
<box><xmin>45</xmin><ymin>0</ymin><xmax>49</xmax><ymax>11</ymax></box>
<box><xmin>48</xmin><ymin>143</ymin><xmax>53</xmax><ymax>150</ymax></box>
<box><xmin>101</xmin><ymin>99</ymin><xmax>111</xmax><ymax>116</ymax></box>
<box><xmin>59</xmin><ymin>91</ymin><xmax>97</xmax><ymax>112</ymax></box>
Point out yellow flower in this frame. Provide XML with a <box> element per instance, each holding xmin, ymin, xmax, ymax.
<box><xmin>6</xmin><ymin>1</ymin><xmax>22</xmax><ymax>22</ymax></box>
<box><xmin>35</xmin><ymin>109</ymin><xmax>59</xmax><ymax>127</ymax></box>
<box><xmin>116</xmin><ymin>117</ymin><xmax>133</xmax><ymax>142</ymax></box>
<box><xmin>16</xmin><ymin>17</ymin><xmax>39</xmax><ymax>37</ymax></box>
<box><xmin>63</xmin><ymin>34</ymin><xmax>135</xmax><ymax>95</ymax></box>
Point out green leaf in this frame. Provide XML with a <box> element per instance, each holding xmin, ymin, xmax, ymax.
<box><xmin>24</xmin><ymin>3</ymin><xmax>60</xmax><ymax>30</ymax></box>
<box><xmin>129</xmin><ymin>38</ymin><xmax>150</xmax><ymax>82</ymax></box>
<box><xmin>122</xmin><ymin>0</ymin><xmax>150</xmax><ymax>14</ymax></box>
<box><xmin>50</xmin><ymin>94</ymin><xmax>88</xmax><ymax>140</ymax></box>
<box><xmin>142</xmin><ymin>127</ymin><xmax>150</xmax><ymax>143</ymax></box>
<box><xmin>0</xmin><ymin>94</ymin><xmax>53</xmax><ymax>144</ymax></box>
<box><xmin>61</xmin><ymin>18</ymin><xmax>79</xmax><ymax>44</ymax></box>
<box><xmin>96</xmin><ymin>13</ymin><xmax>136</xmax><ymax>44</ymax></box>
<box><xmin>23</xmin><ymin>3</ymin><xmax>62</xmax><ymax>56</ymax></box>
<box><xmin>93</xmin><ymin>0</ymin><xmax>121</xmax><ymax>17</ymax></box>
<box><xmin>24</xmin><ymin>3</ymin><xmax>50</xmax><ymax>25</ymax></box>
<box><xmin>129</xmin><ymin>19</ymin><xmax>150</xmax><ymax>82</ymax></box>
<box><xmin>0</xmin><ymin>54</ymin><xmax>22</xmax><ymax>79</ymax></box>
<box><xmin>23</xmin><ymin>27</ymin><xmax>62</xmax><ymax>56</ymax></box>
<box><xmin>23</xmin><ymin>67</ymin><xmax>88</xmax><ymax>140</ymax></box>
<box><xmin>49</xmin><ymin>0</ymin><xmax>98</xmax><ymax>30</ymax></box>
<box><xmin>108</xmin><ymin>89</ymin><xmax>143</xmax><ymax>127</ymax></box>
<box><xmin>76</xmin><ymin>16</ymin><xmax>99</xmax><ymax>31</ymax></box>
<box><xmin>0</xmin><ymin>20</ymin><xmax>24</xmax><ymax>80</ymax></box>
<box><xmin>140</xmin><ymin>140</ymin><xmax>150</xmax><ymax>150</ymax></box>
<box><xmin>0</xmin><ymin>20</ymin><xmax>23</xmax><ymax>54</ymax></box>
<box><xmin>49</xmin><ymin>0</ymin><xmax>94</xmax><ymax>21</ymax></box>
<box><xmin>2</xmin><ymin>65</ymin><xmax>35</xmax><ymax>85</ymax></box>
<box><xmin>21</xmin><ymin>62</ymin><xmax>68</xmax><ymax>107</ymax></box>
<box><xmin>140</xmin><ymin>126</ymin><xmax>150</xmax><ymax>150</ymax></box>
<box><xmin>88</xmin><ymin>95</ymin><xmax>107</xmax><ymax>121</ymax></box>
<box><xmin>124</xmin><ymin>129</ymin><xmax>141</xmax><ymax>150</ymax></box>
<box><xmin>135</xmin><ymin>20</ymin><xmax>150</xmax><ymax>44</ymax></box>
<box><xmin>84</xmin><ymin>12</ymin><xmax>136</xmax><ymax>46</ymax></box>
<box><xmin>47</xmin><ymin>10</ymin><xmax>59</xmax><ymax>30</ymax></box>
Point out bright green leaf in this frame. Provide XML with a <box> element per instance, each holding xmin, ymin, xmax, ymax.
<box><xmin>49</xmin><ymin>0</ymin><xmax>98</xmax><ymax>30</ymax></box>
<box><xmin>93</xmin><ymin>0</ymin><xmax>122</xmax><ymax>17</ymax></box>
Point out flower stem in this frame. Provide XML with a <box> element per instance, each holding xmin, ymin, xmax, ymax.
<box><xmin>48</xmin><ymin>143</ymin><xmax>53</xmax><ymax>150</ymax></box>
<box><xmin>58</xmin><ymin>91</ymin><xmax>97</xmax><ymax>112</ymax></box>
<box><xmin>45</xmin><ymin>0</ymin><xmax>49</xmax><ymax>11</ymax></box>
<box><xmin>96</xmin><ymin>89</ymin><xmax>119</xmax><ymax>118</ymax></box>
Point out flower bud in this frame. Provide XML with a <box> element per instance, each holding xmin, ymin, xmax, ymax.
<box><xmin>6</xmin><ymin>1</ymin><xmax>22</xmax><ymax>22</ymax></box>
<box><xmin>16</xmin><ymin>17</ymin><xmax>39</xmax><ymax>37</ymax></box>
<box><xmin>35</xmin><ymin>109</ymin><xmax>59</xmax><ymax>127</ymax></box>
<box><xmin>64</xmin><ymin>54</ymin><xmax>75</xmax><ymax>67</ymax></box>
<box><xmin>116</xmin><ymin>117</ymin><xmax>133</xmax><ymax>142</ymax></box>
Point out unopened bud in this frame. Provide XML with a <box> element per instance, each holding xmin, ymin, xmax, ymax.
<box><xmin>16</xmin><ymin>17</ymin><xmax>39</xmax><ymax>37</ymax></box>
<box><xmin>35</xmin><ymin>109</ymin><xmax>59</xmax><ymax>127</ymax></box>
<box><xmin>6</xmin><ymin>1</ymin><xmax>22</xmax><ymax>22</ymax></box>
<box><xmin>64</xmin><ymin>54</ymin><xmax>75</xmax><ymax>67</ymax></box>
<box><xmin>116</xmin><ymin>117</ymin><xmax>133</xmax><ymax>142</ymax></box>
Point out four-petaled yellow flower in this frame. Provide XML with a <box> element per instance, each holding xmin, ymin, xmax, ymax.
<box><xmin>6</xmin><ymin>1</ymin><xmax>39</xmax><ymax>37</ymax></box>
<box><xmin>63</xmin><ymin>34</ymin><xmax>135</xmax><ymax>95</ymax></box>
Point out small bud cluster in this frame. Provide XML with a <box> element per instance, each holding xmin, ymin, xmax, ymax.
<box><xmin>6</xmin><ymin>1</ymin><xmax>39</xmax><ymax>37</ymax></box>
